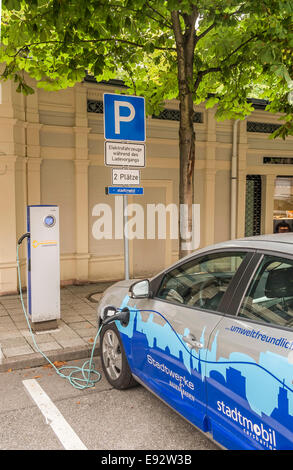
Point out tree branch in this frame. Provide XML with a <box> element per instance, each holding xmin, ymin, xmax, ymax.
<box><xmin>193</xmin><ymin>31</ymin><xmax>263</xmax><ymax>92</ymax></box>
<box><xmin>222</xmin><ymin>32</ymin><xmax>260</xmax><ymax>63</ymax></box>
<box><xmin>182</xmin><ymin>7</ymin><xmax>198</xmax><ymax>80</ymax></box>
<box><xmin>195</xmin><ymin>22</ymin><xmax>216</xmax><ymax>42</ymax></box>
<box><xmin>171</xmin><ymin>10</ymin><xmax>184</xmax><ymax>48</ymax></box>
<box><xmin>107</xmin><ymin>2</ymin><xmax>171</xmax><ymax>29</ymax></box>
<box><xmin>146</xmin><ymin>1</ymin><xmax>173</xmax><ymax>28</ymax></box>
<box><xmin>9</xmin><ymin>36</ymin><xmax>176</xmax><ymax>58</ymax></box>
<box><xmin>195</xmin><ymin>6</ymin><xmax>248</xmax><ymax>44</ymax></box>
<box><xmin>171</xmin><ymin>10</ymin><xmax>186</xmax><ymax>86</ymax></box>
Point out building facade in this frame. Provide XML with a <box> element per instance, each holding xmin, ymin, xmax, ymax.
<box><xmin>0</xmin><ymin>75</ymin><xmax>293</xmax><ymax>295</ymax></box>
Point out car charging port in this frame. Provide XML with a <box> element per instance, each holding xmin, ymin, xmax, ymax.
<box><xmin>102</xmin><ymin>306</ymin><xmax>130</xmax><ymax>328</ymax></box>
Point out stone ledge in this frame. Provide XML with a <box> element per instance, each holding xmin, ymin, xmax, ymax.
<box><xmin>0</xmin><ymin>343</ymin><xmax>100</xmax><ymax>373</ymax></box>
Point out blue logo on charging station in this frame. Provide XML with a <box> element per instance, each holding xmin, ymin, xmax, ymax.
<box><xmin>103</xmin><ymin>93</ymin><xmax>145</xmax><ymax>142</ymax></box>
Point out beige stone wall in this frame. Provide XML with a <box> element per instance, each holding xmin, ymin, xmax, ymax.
<box><xmin>1</xmin><ymin>76</ymin><xmax>293</xmax><ymax>294</ymax></box>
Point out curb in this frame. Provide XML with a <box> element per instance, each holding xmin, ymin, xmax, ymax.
<box><xmin>0</xmin><ymin>343</ymin><xmax>101</xmax><ymax>373</ymax></box>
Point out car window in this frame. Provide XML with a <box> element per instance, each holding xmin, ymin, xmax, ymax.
<box><xmin>238</xmin><ymin>255</ymin><xmax>293</xmax><ymax>327</ymax></box>
<box><xmin>156</xmin><ymin>252</ymin><xmax>247</xmax><ymax>311</ymax></box>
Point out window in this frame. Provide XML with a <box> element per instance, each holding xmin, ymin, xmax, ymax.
<box><xmin>273</xmin><ymin>177</ymin><xmax>293</xmax><ymax>233</ymax></box>
<box><xmin>156</xmin><ymin>252</ymin><xmax>246</xmax><ymax>311</ymax></box>
<box><xmin>245</xmin><ymin>175</ymin><xmax>262</xmax><ymax>237</ymax></box>
<box><xmin>238</xmin><ymin>255</ymin><xmax>293</xmax><ymax>327</ymax></box>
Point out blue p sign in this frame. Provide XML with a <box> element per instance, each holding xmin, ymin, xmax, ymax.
<box><xmin>103</xmin><ymin>93</ymin><xmax>145</xmax><ymax>142</ymax></box>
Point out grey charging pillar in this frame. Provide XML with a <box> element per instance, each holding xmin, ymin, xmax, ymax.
<box><xmin>27</xmin><ymin>205</ymin><xmax>60</xmax><ymax>331</ymax></box>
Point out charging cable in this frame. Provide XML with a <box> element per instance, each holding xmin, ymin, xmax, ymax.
<box><xmin>16</xmin><ymin>241</ymin><xmax>103</xmax><ymax>390</ymax></box>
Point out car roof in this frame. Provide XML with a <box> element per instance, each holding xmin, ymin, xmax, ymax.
<box><xmin>153</xmin><ymin>233</ymin><xmax>293</xmax><ymax>278</ymax></box>
<box><xmin>212</xmin><ymin>233</ymin><xmax>293</xmax><ymax>255</ymax></box>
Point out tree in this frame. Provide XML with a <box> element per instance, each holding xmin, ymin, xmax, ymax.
<box><xmin>1</xmin><ymin>0</ymin><xmax>293</xmax><ymax>257</ymax></box>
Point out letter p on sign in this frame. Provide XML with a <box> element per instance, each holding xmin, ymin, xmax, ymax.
<box><xmin>104</xmin><ymin>93</ymin><xmax>145</xmax><ymax>142</ymax></box>
<box><xmin>114</xmin><ymin>101</ymin><xmax>135</xmax><ymax>134</ymax></box>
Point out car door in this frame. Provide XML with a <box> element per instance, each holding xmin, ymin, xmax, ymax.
<box><xmin>206</xmin><ymin>251</ymin><xmax>293</xmax><ymax>450</ymax></box>
<box><xmin>118</xmin><ymin>250</ymin><xmax>251</xmax><ymax>433</ymax></box>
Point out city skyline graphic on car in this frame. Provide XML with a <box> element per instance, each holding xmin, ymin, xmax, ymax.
<box><xmin>116</xmin><ymin>295</ymin><xmax>293</xmax><ymax>450</ymax></box>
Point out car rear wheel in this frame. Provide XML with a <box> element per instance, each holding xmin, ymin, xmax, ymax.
<box><xmin>100</xmin><ymin>323</ymin><xmax>137</xmax><ymax>389</ymax></box>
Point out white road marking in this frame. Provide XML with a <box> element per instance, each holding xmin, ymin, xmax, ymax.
<box><xmin>23</xmin><ymin>379</ymin><xmax>87</xmax><ymax>450</ymax></box>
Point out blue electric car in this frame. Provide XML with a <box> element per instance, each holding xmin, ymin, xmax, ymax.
<box><xmin>97</xmin><ymin>234</ymin><xmax>293</xmax><ymax>450</ymax></box>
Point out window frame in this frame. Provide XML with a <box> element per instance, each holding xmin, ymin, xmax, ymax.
<box><xmin>151</xmin><ymin>248</ymin><xmax>255</xmax><ymax>315</ymax></box>
<box><xmin>230</xmin><ymin>250</ymin><xmax>293</xmax><ymax>332</ymax></box>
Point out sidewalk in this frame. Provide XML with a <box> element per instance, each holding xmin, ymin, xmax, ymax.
<box><xmin>0</xmin><ymin>282</ymin><xmax>114</xmax><ymax>373</ymax></box>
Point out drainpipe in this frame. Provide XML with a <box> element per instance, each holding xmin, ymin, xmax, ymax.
<box><xmin>231</xmin><ymin>119</ymin><xmax>240</xmax><ymax>240</ymax></box>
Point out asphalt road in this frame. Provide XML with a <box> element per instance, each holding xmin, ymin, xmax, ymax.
<box><xmin>0</xmin><ymin>357</ymin><xmax>219</xmax><ymax>452</ymax></box>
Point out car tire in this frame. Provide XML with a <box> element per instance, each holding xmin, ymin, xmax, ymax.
<box><xmin>100</xmin><ymin>323</ymin><xmax>137</xmax><ymax>389</ymax></box>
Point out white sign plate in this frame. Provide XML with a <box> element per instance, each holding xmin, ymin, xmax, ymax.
<box><xmin>112</xmin><ymin>168</ymin><xmax>140</xmax><ymax>186</ymax></box>
<box><xmin>105</xmin><ymin>141</ymin><xmax>145</xmax><ymax>167</ymax></box>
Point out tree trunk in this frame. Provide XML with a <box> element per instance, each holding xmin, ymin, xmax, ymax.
<box><xmin>178</xmin><ymin>92</ymin><xmax>195</xmax><ymax>259</ymax></box>
<box><xmin>171</xmin><ymin>9</ymin><xmax>197</xmax><ymax>259</ymax></box>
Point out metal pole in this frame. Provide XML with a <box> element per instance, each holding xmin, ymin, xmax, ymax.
<box><xmin>123</xmin><ymin>194</ymin><xmax>129</xmax><ymax>280</ymax></box>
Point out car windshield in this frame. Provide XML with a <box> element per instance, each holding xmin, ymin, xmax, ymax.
<box><xmin>157</xmin><ymin>252</ymin><xmax>246</xmax><ymax>311</ymax></box>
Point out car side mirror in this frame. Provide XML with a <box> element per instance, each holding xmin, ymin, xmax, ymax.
<box><xmin>129</xmin><ymin>279</ymin><xmax>151</xmax><ymax>299</ymax></box>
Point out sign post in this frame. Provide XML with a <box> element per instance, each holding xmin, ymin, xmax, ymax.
<box><xmin>103</xmin><ymin>93</ymin><xmax>146</xmax><ymax>280</ymax></box>
<box><xmin>123</xmin><ymin>195</ymin><xmax>129</xmax><ymax>280</ymax></box>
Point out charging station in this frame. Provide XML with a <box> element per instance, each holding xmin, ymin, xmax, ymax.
<box><xmin>27</xmin><ymin>205</ymin><xmax>60</xmax><ymax>329</ymax></box>
<box><xmin>17</xmin><ymin>206</ymin><xmax>130</xmax><ymax>388</ymax></box>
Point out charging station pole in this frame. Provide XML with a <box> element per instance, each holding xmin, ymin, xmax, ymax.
<box><xmin>27</xmin><ymin>205</ymin><xmax>60</xmax><ymax>331</ymax></box>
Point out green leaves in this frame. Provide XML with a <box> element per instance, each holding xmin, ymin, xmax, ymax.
<box><xmin>92</xmin><ymin>55</ymin><xmax>106</xmax><ymax>77</ymax></box>
<box><xmin>1</xmin><ymin>0</ymin><xmax>292</xmax><ymax>139</ymax></box>
<box><xmin>205</xmin><ymin>96</ymin><xmax>219</xmax><ymax>109</ymax></box>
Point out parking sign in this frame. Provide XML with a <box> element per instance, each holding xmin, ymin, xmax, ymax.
<box><xmin>103</xmin><ymin>93</ymin><xmax>145</xmax><ymax>142</ymax></box>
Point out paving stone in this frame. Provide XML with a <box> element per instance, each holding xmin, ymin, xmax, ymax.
<box><xmin>0</xmin><ymin>300</ymin><xmax>22</xmax><ymax>308</ymax></box>
<box><xmin>3</xmin><ymin>345</ymin><xmax>34</xmax><ymax>358</ymax></box>
<box><xmin>5</xmin><ymin>308</ymin><xmax>25</xmax><ymax>315</ymax></box>
<box><xmin>76</xmin><ymin>327</ymin><xmax>99</xmax><ymax>339</ymax></box>
<box><xmin>31</xmin><ymin>342</ymin><xmax>62</xmax><ymax>352</ymax></box>
<box><xmin>0</xmin><ymin>317</ymin><xmax>16</xmax><ymax>325</ymax></box>
<box><xmin>50</xmin><ymin>329</ymin><xmax>81</xmax><ymax>341</ymax></box>
<box><xmin>76</xmin><ymin>302</ymin><xmax>95</xmax><ymax>309</ymax></box>
<box><xmin>0</xmin><ymin>325</ymin><xmax>18</xmax><ymax>333</ymax></box>
<box><xmin>68</xmin><ymin>321</ymin><xmax>93</xmax><ymax>330</ymax></box>
<box><xmin>84</xmin><ymin>337</ymin><xmax>100</xmax><ymax>347</ymax></box>
<box><xmin>0</xmin><ymin>337</ymin><xmax>29</xmax><ymax>347</ymax></box>
<box><xmin>80</xmin><ymin>313</ymin><xmax>97</xmax><ymax>322</ymax></box>
<box><xmin>61</xmin><ymin>313</ymin><xmax>85</xmax><ymax>323</ymax></box>
<box><xmin>7</xmin><ymin>311</ymin><xmax>27</xmax><ymax>319</ymax></box>
<box><xmin>54</xmin><ymin>337</ymin><xmax>86</xmax><ymax>348</ymax></box>
<box><xmin>12</xmin><ymin>321</ymin><xmax>30</xmax><ymax>330</ymax></box>
<box><xmin>0</xmin><ymin>331</ymin><xmax>23</xmax><ymax>340</ymax></box>
<box><xmin>26</xmin><ymin>333</ymin><xmax>57</xmax><ymax>344</ymax></box>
